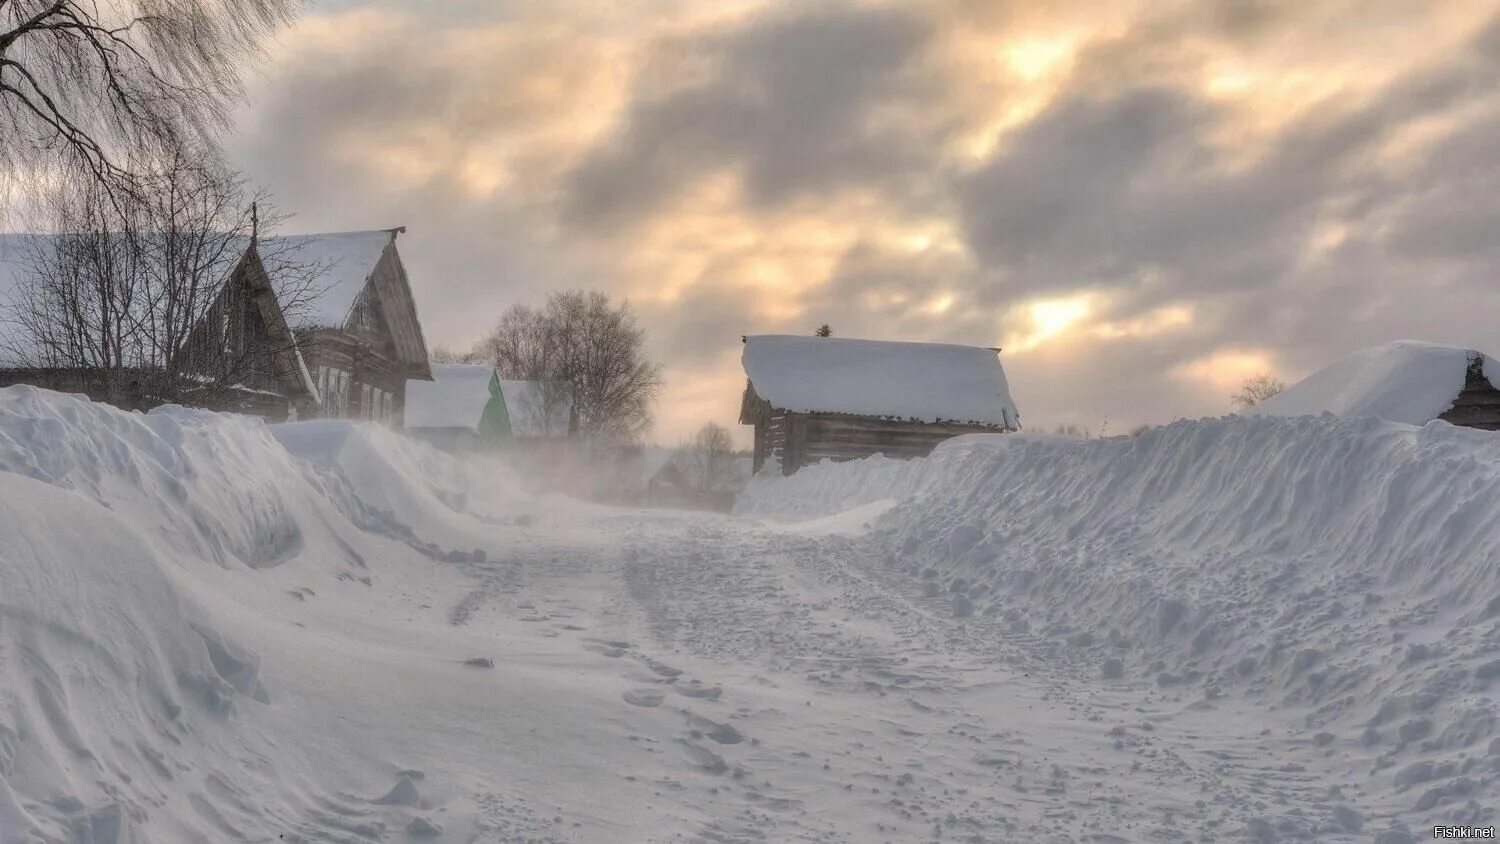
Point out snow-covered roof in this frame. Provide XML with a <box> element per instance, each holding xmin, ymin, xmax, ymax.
<box><xmin>742</xmin><ymin>335</ymin><xmax>1020</xmax><ymax>429</ymax></box>
<box><xmin>1247</xmin><ymin>341</ymin><xmax>1500</xmax><ymax>425</ymax></box>
<box><xmin>404</xmin><ymin>364</ymin><xmax>495</xmax><ymax>431</ymax></box>
<box><xmin>0</xmin><ymin>233</ymin><xmax>249</xmax><ymax>368</ymax></box>
<box><xmin>497</xmin><ymin>380</ymin><xmax>572</xmax><ymax>437</ymax></box>
<box><xmin>260</xmin><ymin>230</ymin><xmax>396</xmax><ymax>329</ymax></box>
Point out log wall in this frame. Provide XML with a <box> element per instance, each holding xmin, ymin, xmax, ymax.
<box><xmin>1438</xmin><ymin>355</ymin><xmax>1500</xmax><ymax>431</ymax></box>
<box><xmin>762</xmin><ymin>412</ymin><xmax>1008</xmax><ymax>476</ymax></box>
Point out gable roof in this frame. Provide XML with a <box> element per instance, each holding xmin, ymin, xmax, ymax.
<box><xmin>260</xmin><ymin>230</ymin><xmax>395</xmax><ymax>329</ymax></box>
<box><xmin>741</xmin><ymin>334</ymin><xmax>1021</xmax><ymax>429</ymax></box>
<box><xmin>1247</xmin><ymin>341</ymin><xmax>1500</xmax><ymax>425</ymax></box>
<box><xmin>403</xmin><ymin>363</ymin><xmax>496</xmax><ymax>431</ymax></box>
<box><xmin>262</xmin><ymin>228</ymin><xmax>431</xmax><ymax>379</ymax></box>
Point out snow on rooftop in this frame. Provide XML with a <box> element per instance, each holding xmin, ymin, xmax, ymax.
<box><xmin>742</xmin><ymin>335</ymin><xmax>1020</xmax><ymax>429</ymax></box>
<box><xmin>0</xmin><ymin>233</ymin><xmax>248</xmax><ymax>367</ymax></box>
<box><xmin>1246</xmin><ymin>340</ymin><xmax>1500</xmax><ymax>425</ymax></box>
<box><xmin>497</xmin><ymin>380</ymin><xmax>572</xmax><ymax>437</ymax></box>
<box><xmin>404</xmin><ymin>364</ymin><xmax>495</xmax><ymax>431</ymax></box>
<box><xmin>261</xmin><ymin>230</ymin><xmax>394</xmax><ymax>329</ymax></box>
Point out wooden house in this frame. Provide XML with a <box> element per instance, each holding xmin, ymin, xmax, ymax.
<box><xmin>264</xmin><ymin>229</ymin><xmax>432</xmax><ymax>423</ymax></box>
<box><xmin>2</xmin><ymin>227</ymin><xmax>432</xmax><ymax>422</ymax></box>
<box><xmin>1249</xmin><ymin>341</ymin><xmax>1500</xmax><ymax>430</ymax></box>
<box><xmin>403</xmin><ymin>364</ymin><xmax>573</xmax><ymax>451</ymax></box>
<box><xmin>739</xmin><ymin>335</ymin><xmax>1021</xmax><ymax>476</ymax></box>
<box><xmin>0</xmin><ymin>234</ymin><xmax>320</xmax><ymax>418</ymax></box>
<box><xmin>1441</xmin><ymin>353</ymin><xmax>1500</xmax><ymax>430</ymax></box>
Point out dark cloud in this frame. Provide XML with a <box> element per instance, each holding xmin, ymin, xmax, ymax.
<box><xmin>565</xmin><ymin>4</ymin><xmax>936</xmax><ymax>229</ymax></box>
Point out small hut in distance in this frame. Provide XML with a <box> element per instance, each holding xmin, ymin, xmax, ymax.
<box><xmin>1247</xmin><ymin>341</ymin><xmax>1500</xmax><ymax>430</ymax></box>
<box><xmin>739</xmin><ymin>334</ymin><xmax>1021</xmax><ymax>476</ymax></box>
<box><xmin>403</xmin><ymin>363</ymin><xmax>572</xmax><ymax>451</ymax></box>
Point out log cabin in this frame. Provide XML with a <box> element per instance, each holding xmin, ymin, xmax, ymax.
<box><xmin>1248</xmin><ymin>341</ymin><xmax>1500</xmax><ymax>430</ymax></box>
<box><xmin>1</xmin><ymin>228</ymin><xmax>432</xmax><ymax>422</ymax></box>
<box><xmin>265</xmin><ymin>228</ymin><xmax>432</xmax><ymax>423</ymax></box>
<box><xmin>739</xmin><ymin>335</ymin><xmax>1021</xmax><ymax>476</ymax></box>
<box><xmin>0</xmin><ymin>234</ymin><xmax>320</xmax><ymax>418</ymax></box>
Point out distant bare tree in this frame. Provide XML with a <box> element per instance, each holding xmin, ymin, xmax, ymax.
<box><xmin>1232</xmin><ymin>373</ymin><xmax>1287</xmax><ymax>409</ymax></box>
<box><xmin>429</xmin><ymin>345</ymin><xmax>472</xmax><ymax>364</ymax></box>
<box><xmin>678</xmin><ymin>421</ymin><xmax>735</xmax><ymax>492</ymax></box>
<box><xmin>0</xmin><ymin>0</ymin><xmax>297</xmax><ymax>193</ymax></box>
<box><xmin>475</xmin><ymin>290</ymin><xmax>662</xmax><ymax>440</ymax></box>
<box><xmin>3</xmin><ymin>150</ymin><xmax>323</xmax><ymax>408</ymax></box>
<box><xmin>815</xmin><ymin>324</ymin><xmax>832</xmax><ymax>337</ymax></box>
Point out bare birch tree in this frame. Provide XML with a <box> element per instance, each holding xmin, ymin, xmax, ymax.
<box><xmin>1231</xmin><ymin>373</ymin><xmax>1287</xmax><ymax>409</ymax></box>
<box><xmin>1</xmin><ymin>0</ymin><xmax>297</xmax><ymax>194</ymax></box>
<box><xmin>4</xmin><ymin>151</ymin><xmax>324</xmax><ymax>409</ymax></box>
<box><xmin>475</xmin><ymin>290</ymin><xmax>662</xmax><ymax>440</ymax></box>
<box><xmin>678</xmin><ymin>421</ymin><xmax>735</xmax><ymax>493</ymax></box>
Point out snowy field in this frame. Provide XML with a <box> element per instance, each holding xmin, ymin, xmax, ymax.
<box><xmin>1</xmin><ymin>386</ymin><xmax>1497</xmax><ymax>843</ymax></box>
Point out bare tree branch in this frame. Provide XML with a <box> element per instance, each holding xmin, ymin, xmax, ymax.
<box><xmin>0</xmin><ymin>0</ymin><xmax>297</xmax><ymax>195</ymax></box>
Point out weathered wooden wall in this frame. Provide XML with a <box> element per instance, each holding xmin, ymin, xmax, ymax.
<box><xmin>1438</xmin><ymin>356</ymin><xmax>1500</xmax><ymax>431</ymax></box>
<box><xmin>779</xmin><ymin>413</ymin><xmax>1004</xmax><ymax>475</ymax></box>
<box><xmin>741</xmin><ymin>379</ymin><xmax>1012</xmax><ymax>475</ymax></box>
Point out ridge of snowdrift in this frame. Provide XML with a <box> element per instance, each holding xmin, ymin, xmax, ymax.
<box><xmin>739</xmin><ymin>413</ymin><xmax>1500</xmax><ymax>824</ymax></box>
<box><xmin>0</xmin><ymin>386</ymin><xmax>530</xmax><ymax>841</ymax></box>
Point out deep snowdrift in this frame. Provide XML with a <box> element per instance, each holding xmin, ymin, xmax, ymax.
<box><xmin>0</xmin><ymin>386</ymin><xmax>529</xmax><ymax>842</ymax></box>
<box><xmin>740</xmin><ymin>414</ymin><xmax>1500</xmax><ymax>823</ymax></box>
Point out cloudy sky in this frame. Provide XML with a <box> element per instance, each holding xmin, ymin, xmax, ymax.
<box><xmin>228</xmin><ymin>0</ymin><xmax>1500</xmax><ymax>442</ymax></box>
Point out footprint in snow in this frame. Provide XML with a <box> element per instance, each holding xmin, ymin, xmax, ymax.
<box><xmin>680</xmin><ymin>711</ymin><xmax>743</xmax><ymax>745</ymax></box>
<box><xmin>677</xmin><ymin>741</ymin><xmax>729</xmax><ymax>774</ymax></box>
<box><xmin>622</xmin><ymin>689</ymin><xmax>665</xmax><ymax>707</ymax></box>
<box><xmin>673</xmin><ymin>681</ymin><xmax>723</xmax><ymax>700</ymax></box>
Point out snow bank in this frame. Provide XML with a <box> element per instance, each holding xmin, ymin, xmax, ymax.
<box><xmin>0</xmin><ymin>394</ymin><xmax>287</xmax><ymax>841</ymax></box>
<box><xmin>742</xmin><ymin>335</ymin><xmax>1020</xmax><ymax>428</ymax></box>
<box><xmin>1248</xmin><ymin>340</ymin><xmax>1500</xmax><ymax>424</ymax></box>
<box><xmin>272</xmin><ymin>418</ymin><xmax>523</xmax><ymax>556</ymax></box>
<box><xmin>0</xmin><ymin>386</ymin><xmax>324</xmax><ymax>569</ymax></box>
<box><xmin>0</xmin><ymin>386</ymin><xmax>539</xmax><ymax>839</ymax></box>
<box><xmin>741</xmin><ymin>414</ymin><xmax>1500</xmax><ymax>812</ymax></box>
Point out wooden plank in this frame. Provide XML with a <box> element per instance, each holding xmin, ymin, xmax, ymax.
<box><xmin>785</xmin><ymin>413</ymin><xmax>808</xmax><ymax>475</ymax></box>
<box><xmin>806</xmin><ymin>415</ymin><xmax>1004</xmax><ymax>436</ymax></box>
<box><xmin>1448</xmin><ymin>391</ymin><xmax>1500</xmax><ymax>408</ymax></box>
<box><xmin>1438</xmin><ymin>406</ymin><xmax>1500</xmax><ymax>426</ymax></box>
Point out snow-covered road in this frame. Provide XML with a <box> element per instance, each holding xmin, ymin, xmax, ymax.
<box><xmin>3</xmin><ymin>389</ymin><xmax>1494</xmax><ymax>843</ymax></box>
<box><xmin>404</xmin><ymin>503</ymin><xmax>1366</xmax><ymax>842</ymax></box>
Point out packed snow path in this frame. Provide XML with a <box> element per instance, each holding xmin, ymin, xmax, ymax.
<box><xmin>424</xmin><ymin>507</ymin><xmax>1380</xmax><ymax>843</ymax></box>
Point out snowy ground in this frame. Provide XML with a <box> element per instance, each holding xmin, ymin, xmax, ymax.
<box><xmin>1</xmin><ymin>388</ymin><xmax>1496</xmax><ymax>843</ymax></box>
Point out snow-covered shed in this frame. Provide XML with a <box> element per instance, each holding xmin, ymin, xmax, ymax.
<box><xmin>403</xmin><ymin>365</ymin><xmax>572</xmax><ymax>450</ymax></box>
<box><xmin>403</xmin><ymin>364</ymin><xmax>508</xmax><ymax>450</ymax></box>
<box><xmin>739</xmin><ymin>335</ymin><xmax>1021</xmax><ymax>475</ymax></box>
<box><xmin>1247</xmin><ymin>341</ymin><xmax>1500</xmax><ymax>430</ymax></box>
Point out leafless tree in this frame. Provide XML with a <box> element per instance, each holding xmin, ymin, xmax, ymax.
<box><xmin>3</xmin><ymin>150</ymin><xmax>324</xmax><ymax>410</ymax></box>
<box><xmin>0</xmin><ymin>0</ymin><xmax>297</xmax><ymax>195</ymax></box>
<box><xmin>475</xmin><ymin>290</ymin><xmax>662</xmax><ymax>440</ymax></box>
<box><xmin>815</xmin><ymin>324</ymin><xmax>832</xmax><ymax>337</ymax></box>
<box><xmin>677</xmin><ymin>421</ymin><xmax>736</xmax><ymax>493</ymax></box>
<box><xmin>429</xmin><ymin>344</ymin><xmax>473</xmax><ymax>364</ymax></box>
<box><xmin>1232</xmin><ymin>373</ymin><xmax>1287</xmax><ymax>409</ymax></box>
